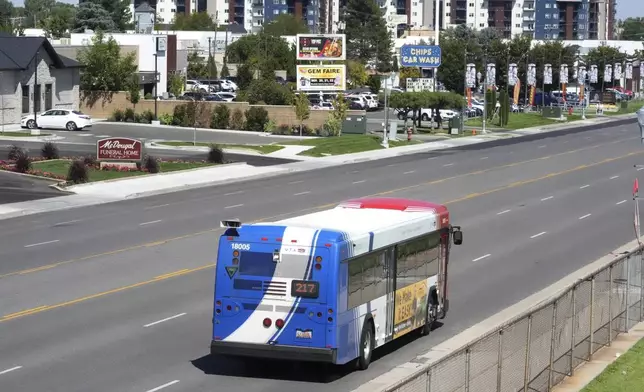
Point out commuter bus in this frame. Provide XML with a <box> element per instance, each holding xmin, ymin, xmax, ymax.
<box><xmin>210</xmin><ymin>197</ymin><xmax>463</xmax><ymax>369</ymax></box>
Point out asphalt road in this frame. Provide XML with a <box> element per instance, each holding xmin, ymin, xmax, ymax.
<box><xmin>0</xmin><ymin>141</ymin><xmax>295</xmax><ymax>168</ymax></box>
<box><xmin>0</xmin><ymin>122</ymin><xmax>642</xmax><ymax>392</ymax></box>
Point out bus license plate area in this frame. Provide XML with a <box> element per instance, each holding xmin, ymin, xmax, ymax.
<box><xmin>291</xmin><ymin>280</ymin><xmax>320</xmax><ymax>298</ymax></box>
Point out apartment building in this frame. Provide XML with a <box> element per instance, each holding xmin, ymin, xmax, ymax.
<box><xmin>533</xmin><ymin>0</ymin><xmax>615</xmax><ymax>40</ymax></box>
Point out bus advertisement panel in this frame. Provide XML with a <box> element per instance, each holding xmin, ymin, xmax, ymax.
<box><xmin>393</xmin><ymin>280</ymin><xmax>429</xmax><ymax>339</ymax></box>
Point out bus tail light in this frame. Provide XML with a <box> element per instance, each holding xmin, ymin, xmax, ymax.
<box><xmin>263</xmin><ymin>318</ymin><xmax>272</xmax><ymax>328</ymax></box>
<box><xmin>275</xmin><ymin>319</ymin><xmax>285</xmax><ymax>329</ymax></box>
<box><xmin>216</xmin><ymin>300</ymin><xmax>221</xmax><ymax>306</ymax></box>
<box><xmin>314</xmin><ymin>263</ymin><xmax>322</xmax><ymax>270</ymax></box>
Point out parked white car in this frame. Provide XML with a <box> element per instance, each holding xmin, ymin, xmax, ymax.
<box><xmin>21</xmin><ymin>109</ymin><xmax>92</xmax><ymax>131</ymax></box>
<box><xmin>186</xmin><ymin>79</ymin><xmax>210</xmax><ymax>92</ymax></box>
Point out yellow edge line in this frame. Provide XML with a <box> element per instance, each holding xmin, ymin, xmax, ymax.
<box><xmin>0</xmin><ymin>264</ymin><xmax>215</xmax><ymax>323</ymax></box>
<box><xmin>0</xmin><ymin>137</ymin><xmax>636</xmax><ymax>283</ymax></box>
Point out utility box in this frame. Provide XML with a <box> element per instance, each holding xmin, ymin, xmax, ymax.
<box><xmin>342</xmin><ymin>115</ymin><xmax>367</xmax><ymax>134</ymax></box>
<box><xmin>449</xmin><ymin>114</ymin><xmax>463</xmax><ymax>135</ymax></box>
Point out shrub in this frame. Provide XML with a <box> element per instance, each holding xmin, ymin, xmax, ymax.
<box><xmin>41</xmin><ymin>142</ymin><xmax>59</xmax><ymax>160</ymax></box>
<box><xmin>83</xmin><ymin>155</ymin><xmax>97</xmax><ymax>167</ymax></box>
<box><xmin>211</xmin><ymin>105</ymin><xmax>230</xmax><ymax>129</ymax></box>
<box><xmin>300</xmin><ymin>124</ymin><xmax>313</xmax><ymax>136</ymax></box>
<box><xmin>143</xmin><ymin>155</ymin><xmax>160</xmax><ymax>173</ymax></box>
<box><xmin>112</xmin><ymin>109</ymin><xmax>125</xmax><ymax>122</ymax></box>
<box><xmin>144</xmin><ymin>93</ymin><xmax>153</xmax><ymax>99</ymax></box>
<box><xmin>134</xmin><ymin>113</ymin><xmax>143</xmax><ymax>123</ymax></box>
<box><xmin>230</xmin><ymin>108</ymin><xmax>245</xmax><ymax>130</ymax></box>
<box><xmin>264</xmin><ymin>119</ymin><xmax>276</xmax><ymax>133</ymax></box>
<box><xmin>14</xmin><ymin>152</ymin><xmax>31</xmax><ymax>173</ymax></box>
<box><xmin>244</xmin><ymin>107</ymin><xmax>269</xmax><ymax>133</ymax></box>
<box><xmin>124</xmin><ymin>108</ymin><xmax>135</xmax><ymax>122</ymax></box>
<box><xmin>316</xmin><ymin>126</ymin><xmax>330</xmax><ymax>137</ymax></box>
<box><xmin>207</xmin><ymin>144</ymin><xmax>225</xmax><ymax>164</ymax></box>
<box><xmin>7</xmin><ymin>145</ymin><xmax>23</xmax><ymax>161</ymax></box>
<box><xmin>273</xmin><ymin>124</ymin><xmax>291</xmax><ymax>135</ymax></box>
<box><xmin>141</xmin><ymin>109</ymin><xmax>155</xmax><ymax>124</ymax></box>
<box><xmin>172</xmin><ymin>104</ymin><xmax>188</xmax><ymax>126</ymax></box>
<box><xmin>159</xmin><ymin>113</ymin><xmax>173</xmax><ymax>125</ymax></box>
<box><xmin>67</xmin><ymin>159</ymin><xmax>88</xmax><ymax>184</ymax></box>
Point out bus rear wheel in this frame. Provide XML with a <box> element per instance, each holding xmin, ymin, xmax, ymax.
<box><xmin>356</xmin><ymin>319</ymin><xmax>374</xmax><ymax>370</ymax></box>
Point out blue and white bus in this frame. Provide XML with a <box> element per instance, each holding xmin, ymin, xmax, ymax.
<box><xmin>210</xmin><ymin>197</ymin><xmax>463</xmax><ymax>369</ymax></box>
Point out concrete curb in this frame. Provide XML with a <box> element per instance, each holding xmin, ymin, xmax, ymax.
<box><xmin>351</xmin><ymin>239</ymin><xmax>642</xmax><ymax>392</ymax></box>
<box><xmin>147</xmin><ymin>141</ymin><xmax>266</xmax><ymax>156</ymax></box>
<box><xmin>98</xmin><ymin>121</ymin><xmax>316</xmax><ymax>140</ymax></box>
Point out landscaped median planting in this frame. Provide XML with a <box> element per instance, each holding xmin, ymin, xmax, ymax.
<box><xmin>581</xmin><ymin>337</ymin><xmax>644</xmax><ymax>392</ymax></box>
<box><xmin>284</xmin><ymin>134</ymin><xmax>421</xmax><ymax>157</ymax></box>
<box><xmin>155</xmin><ymin>141</ymin><xmax>284</xmax><ymax>154</ymax></box>
<box><xmin>1</xmin><ymin>143</ymin><xmax>226</xmax><ymax>186</ymax></box>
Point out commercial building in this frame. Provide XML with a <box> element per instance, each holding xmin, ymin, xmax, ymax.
<box><xmin>533</xmin><ymin>0</ymin><xmax>616</xmax><ymax>40</ymax></box>
<box><xmin>0</xmin><ymin>34</ymin><xmax>83</xmax><ymax>126</ymax></box>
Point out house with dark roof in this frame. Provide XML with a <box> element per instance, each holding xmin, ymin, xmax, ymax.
<box><xmin>0</xmin><ymin>34</ymin><xmax>83</xmax><ymax>125</ymax></box>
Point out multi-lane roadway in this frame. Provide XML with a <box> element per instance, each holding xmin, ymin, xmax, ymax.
<box><xmin>0</xmin><ymin>121</ymin><xmax>642</xmax><ymax>392</ymax></box>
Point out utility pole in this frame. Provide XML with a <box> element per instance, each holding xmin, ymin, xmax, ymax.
<box><xmin>482</xmin><ymin>53</ymin><xmax>488</xmax><ymax>134</ymax></box>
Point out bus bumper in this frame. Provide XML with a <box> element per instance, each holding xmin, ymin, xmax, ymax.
<box><xmin>210</xmin><ymin>340</ymin><xmax>337</xmax><ymax>363</ymax></box>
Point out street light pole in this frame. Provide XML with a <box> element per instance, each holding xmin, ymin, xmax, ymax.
<box><xmin>153</xmin><ymin>53</ymin><xmax>158</xmax><ymax>121</ymax></box>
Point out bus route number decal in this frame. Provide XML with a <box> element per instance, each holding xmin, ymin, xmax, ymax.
<box><xmin>231</xmin><ymin>243</ymin><xmax>251</xmax><ymax>251</ymax></box>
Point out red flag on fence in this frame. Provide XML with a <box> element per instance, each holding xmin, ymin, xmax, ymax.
<box><xmin>634</xmin><ymin>178</ymin><xmax>639</xmax><ymax>197</ymax></box>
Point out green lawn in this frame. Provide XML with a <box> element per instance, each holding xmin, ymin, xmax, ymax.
<box><xmin>31</xmin><ymin>159</ymin><xmax>214</xmax><ymax>183</ymax></box>
<box><xmin>581</xmin><ymin>337</ymin><xmax>644</xmax><ymax>392</ymax></box>
<box><xmin>604</xmin><ymin>100</ymin><xmax>643</xmax><ymax>116</ymax></box>
<box><xmin>285</xmin><ymin>134</ymin><xmax>420</xmax><ymax>157</ymax></box>
<box><xmin>0</xmin><ymin>132</ymin><xmax>51</xmax><ymax>137</ymax></box>
<box><xmin>464</xmin><ymin>112</ymin><xmax>598</xmax><ymax>130</ymax></box>
<box><xmin>156</xmin><ymin>141</ymin><xmax>283</xmax><ymax>154</ymax></box>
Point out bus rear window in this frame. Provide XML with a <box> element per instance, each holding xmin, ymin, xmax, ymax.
<box><xmin>238</xmin><ymin>251</ymin><xmax>275</xmax><ymax>276</ymax></box>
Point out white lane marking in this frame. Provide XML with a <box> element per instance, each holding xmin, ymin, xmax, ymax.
<box><xmin>224</xmin><ymin>204</ymin><xmax>244</xmax><ymax>209</ymax></box>
<box><xmin>579</xmin><ymin>214</ymin><xmax>592</xmax><ymax>220</ymax></box>
<box><xmin>580</xmin><ymin>184</ymin><xmax>590</xmax><ymax>189</ymax></box>
<box><xmin>480</xmin><ymin>156</ymin><xmax>489</xmax><ymax>160</ymax></box>
<box><xmin>96</xmin><ymin>135</ymin><xmax>111</xmax><ymax>138</ymax></box>
<box><xmin>387</xmin><ymin>163</ymin><xmax>397</xmax><ymax>166</ymax></box>
<box><xmin>24</xmin><ymin>240</ymin><xmax>59</xmax><ymax>248</ymax></box>
<box><xmin>537</xmin><ymin>145</ymin><xmax>546</xmax><ymax>148</ymax></box>
<box><xmin>294</xmin><ymin>191</ymin><xmax>310</xmax><ymax>196</ymax></box>
<box><xmin>146</xmin><ymin>380</ymin><xmax>180</xmax><ymax>392</ymax></box>
<box><xmin>610</xmin><ymin>175</ymin><xmax>620</xmax><ymax>180</ymax></box>
<box><xmin>562</xmin><ymin>140</ymin><xmax>569</xmax><ymax>144</ymax></box>
<box><xmin>0</xmin><ymin>366</ymin><xmax>22</xmax><ymax>376</ymax></box>
<box><xmin>497</xmin><ymin>209</ymin><xmax>511</xmax><ymax>215</ymax></box>
<box><xmin>352</xmin><ymin>180</ymin><xmax>366</xmax><ymax>184</ymax></box>
<box><xmin>78</xmin><ymin>133</ymin><xmax>92</xmax><ymax>136</ymax></box>
<box><xmin>145</xmin><ymin>203</ymin><xmax>170</xmax><ymax>210</ymax></box>
<box><xmin>224</xmin><ymin>191</ymin><xmax>243</xmax><ymax>196</ymax></box>
<box><xmin>427</xmin><ymin>157</ymin><xmax>438</xmax><ymax>160</ymax></box>
<box><xmin>139</xmin><ymin>220</ymin><xmax>162</xmax><ymax>226</ymax></box>
<box><xmin>349</xmin><ymin>170</ymin><xmax>359</xmax><ymax>174</ymax></box>
<box><xmin>144</xmin><ymin>313</ymin><xmax>187</xmax><ymax>328</ymax></box>
<box><xmin>472</xmin><ymin>254</ymin><xmax>491</xmax><ymax>262</ymax></box>
<box><xmin>637</xmin><ymin>167</ymin><xmax>644</xmax><ymax>171</ymax></box>
<box><xmin>530</xmin><ymin>231</ymin><xmax>547</xmax><ymax>239</ymax></box>
<box><xmin>443</xmin><ymin>163</ymin><xmax>454</xmax><ymax>167</ymax></box>
<box><xmin>288</xmin><ymin>180</ymin><xmax>304</xmax><ymax>184</ymax></box>
<box><xmin>616</xmin><ymin>200</ymin><xmax>628</xmax><ymax>205</ymax></box>
<box><xmin>403</xmin><ymin>170</ymin><xmax>416</xmax><ymax>174</ymax></box>
<box><xmin>53</xmin><ymin>219</ymin><xmax>81</xmax><ymax>226</ymax></box>
<box><xmin>541</xmin><ymin>196</ymin><xmax>553</xmax><ymax>201</ymax></box>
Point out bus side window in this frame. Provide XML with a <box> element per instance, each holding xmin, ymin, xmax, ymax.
<box><xmin>347</xmin><ymin>251</ymin><xmax>387</xmax><ymax>309</ymax></box>
<box><xmin>396</xmin><ymin>234</ymin><xmax>441</xmax><ymax>289</ymax></box>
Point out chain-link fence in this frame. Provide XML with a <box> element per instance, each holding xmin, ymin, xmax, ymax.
<box><xmin>385</xmin><ymin>246</ymin><xmax>644</xmax><ymax>392</ymax></box>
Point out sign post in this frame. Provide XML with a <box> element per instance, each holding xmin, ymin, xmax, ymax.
<box><xmin>96</xmin><ymin>137</ymin><xmax>144</xmax><ymax>170</ymax></box>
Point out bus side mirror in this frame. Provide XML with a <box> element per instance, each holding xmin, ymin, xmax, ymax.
<box><xmin>453</xmin><ymin>230</ymin><xmax>463</xmax><ymax>245</ymax></box>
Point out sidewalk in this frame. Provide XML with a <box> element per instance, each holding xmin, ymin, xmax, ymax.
<box><xmin>553</xmin><ymin>321</ymin><xmax>644</xmax><ymax>392</ymax></box>
<box><xmin>0</xmin><ymin>113</ymin><xmax>637</xmax><ymax>220</ymax></box>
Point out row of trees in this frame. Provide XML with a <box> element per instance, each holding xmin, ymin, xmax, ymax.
<box><xmin>436</xmin><ymin>26</ymin><xmax>643</xmax><ymax>97</ymax></box>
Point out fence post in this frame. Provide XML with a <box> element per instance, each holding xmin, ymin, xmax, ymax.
<box><xmin>464</xmin><ymin>348</ymin><xmax>471</xmax><ymax>392</ymax></box>
<box><xmin>626</xmin><ymin>256</ymin><xmax>631</xmax><ymax>331</ymax></box>
<box><xmin>496</xmin><ymin>329</ymin><xmax>504</xmax><ymax>392</ymax></box>
<box><xmin>548</xmin><ymin>301</ymin><xmax>558</xmax><ymax>391</ymax></box>
<box><xmin>570</xmin><ymin>285</ymin><xmax>576</xmax><ymax>377</ymax></box>
<box><xmin>426</xmin><ymin>368</ymin><xmax>431</xmax><ymax>392</ymax></box>
<box><xmin>589</xmin><ymin>276</ymin><xmax>595</xmax><ymax>361</ymax></box>
<box><xmin>640</xmin><ymin>251</ymin><xmax>644</xmax><ymax>322</ymax></box>
<box><xmin>523</xmin><ymin>315</ymin><xmax>532</xmax><ymax>392</ymax></box>
<box><xmin>608</xmin><ymin>265</ymin><xmax>613</xmax><ymax>345</ymax></box>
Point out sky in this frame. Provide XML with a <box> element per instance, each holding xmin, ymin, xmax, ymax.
<box><xmin>7</xmin><ymin>0</ymin><xmax>644</xmax><ymax>21</ymax></box>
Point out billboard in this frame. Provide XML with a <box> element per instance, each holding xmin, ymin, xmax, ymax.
<box><xmin>97</xmin><ymin>137</ymin><xmax>143</xmax><ymax>161</ymax></box>
<box><xmin>296</xmin><ymin>34</ymin><xmax>346</xmax><ymax>61</ymax></box>
<box><xmin>296</xmin><ymin>65</ymin><xmax>346</xmax><ymax>91</ymax></box>
<box><xmin>399</xmin><ymin>45</ymin><xmax>442</xmax><ymax>68</ymax></box>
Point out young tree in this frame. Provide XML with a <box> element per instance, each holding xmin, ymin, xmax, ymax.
<box><xmin>76</xmin><ymin>31</ymin><xmax>137</xmax><ymax>91</ymax></box>
<box><xmin>330</xmin><ymin>93</ymin><xmax>349</xmax><ymax>136</ymax></box>
<box><xmin>186</xmin><ymin>52</ymin><xmax>207</xmax><ymax>80</ymax></box>
<box><xmin>343</xmin><ymin>0</ymin><xmax>393</xmax><ymax>71</ymax></box>
<box><xmin>127</xmin><ymin>77</ymin><xmax>141</xmax><ymax>108</ymax></box>
<box><xmin>43</xmin><ymin>3</ymin><xmax>76</xmax><ymax>38</ymax></box>
<box><xmin>24</xmin><ymin>0</ymin><xmax>54</xmax><ymax>28</ymax></box>
<box><xmin>294</xmin><ymin>93</ymin><xmax>310</xmax><ymax>136</ymax></box>
<box><xmin>167</xmin><ymin>72</ymin><xmax>186</xmax><ymax>96</ymax></box>
<box><xmin>347</xmin><ymin>60</ymin><xmax>368</xmax><ymax>89</ymax></box>
<box><xmin>366</xmin><ymin>75</ymin><xmax>381</xmax><ymax>94</ymax></box>
<box><xmin>236</xmin><ymin>64</ymin><xmax>254</xmax><ymax>90</ymax></box>
<box><xmin>207</xmin><ymin>54</ymin><xmax>218</xmax><ymax>79</ymax></box>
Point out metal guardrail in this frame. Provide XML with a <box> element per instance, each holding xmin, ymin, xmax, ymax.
<box><xmin>385</xmin><ymin>246</ymin><xmax>644</xmax><ymax>392</ymax></box>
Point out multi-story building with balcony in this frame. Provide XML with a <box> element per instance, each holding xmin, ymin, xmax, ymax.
<box><xmin>533</xmin><ymin>0</ymin><xmax>616</xmax><ymax>40</ymax></box>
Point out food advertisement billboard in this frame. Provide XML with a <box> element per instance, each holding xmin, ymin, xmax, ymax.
<box><xmin>296</xmin><ymin>65</ymin><xmax>346</xmax><ymax>92</ymax></box>
<box><xmin>296</xmin><ymin>34</ymin><xmax>346</xmax><ymax>61</ymax></box>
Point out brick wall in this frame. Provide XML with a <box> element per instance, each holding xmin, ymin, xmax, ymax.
<box><xmin>80</xmin><ymin>92</ymin><xmax>366</xmax><ymax>129</ymax></box>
